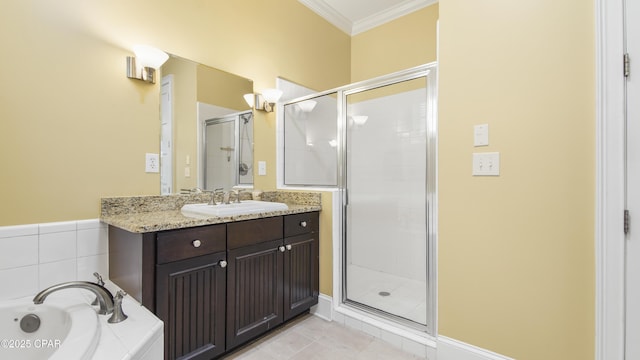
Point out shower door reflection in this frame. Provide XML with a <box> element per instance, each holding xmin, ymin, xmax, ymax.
<box><xmin>344</xmin><ymin>76</ymin><xmax>429</xmax><ymax>328</ymax></box>
<box><xmin>204</xmin><ymin>111</ymin><xmax>253</xmax><ymax>190</ymax></box>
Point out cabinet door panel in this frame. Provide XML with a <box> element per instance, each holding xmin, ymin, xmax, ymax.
<box><xmin>156</xmin><ymin>253</ymin><xmax>226</xmax><ymax>360</ymax></box>
<box><xmin>227</xmin><ymin>239</ymin><xmax>283</xmax><ymax>349</ymax></box>
<box><xmin>284</xmin><ymin>233</ymin><xmax>319</xmax><ymax>320</ymax></box>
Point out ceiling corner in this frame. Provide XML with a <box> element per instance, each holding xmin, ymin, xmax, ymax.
<box><xmin>352</xmin><ymin>0</ymin><xmax>439</xmax><ymax>35</ymax></box>
<box><xmin>298</xmin><ymin>0</ymin><xmax>353</xmax><ymax>35</ymax></box>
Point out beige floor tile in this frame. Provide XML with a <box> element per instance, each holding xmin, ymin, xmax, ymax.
<box><xmin>220</xmin><ymin>314</ymin><xmax>424</xmax><ymax>359</ymax></box>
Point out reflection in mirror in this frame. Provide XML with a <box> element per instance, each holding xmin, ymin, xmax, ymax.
<box><xmin>159</xmin><ymin>55</ymin><xmax>253</xmax><ymax>194</ymax></box>
<box><xmin>204</xmin><ymin>111</ymin><xmax>253</xmax><ymax>190</ymax></box>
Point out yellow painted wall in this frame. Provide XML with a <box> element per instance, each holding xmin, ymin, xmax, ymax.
<box><xmin>437</xmin><ymin>1</ymin><xmax>594</xmax><ymax>359</ymax></box>
<box><xmin>351</xmin><ymin>4</ymin><xmax>439</xmax><ymax>82</ymax></box>
<box><xmin>196</xmin><ymin>65</ymin><xmax>252</xmax><ymax>111</ymax></box>
<box><xmin>0</xmin><ymin>0</ymin><xmax>350</xmax><ymax>225</ymax></box>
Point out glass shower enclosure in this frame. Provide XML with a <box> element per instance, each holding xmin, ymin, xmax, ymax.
<box><xmin>281</xmin><ymin>64</ymin><xmax>437</xmax><ymax>333</ymax></box>
<box><xmin>342</xmin><ymin>68</ymin><xmax>437</xmax><ymax>332</ymax></box>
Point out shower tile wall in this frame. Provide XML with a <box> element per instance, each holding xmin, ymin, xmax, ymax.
<box><xmin>348</xmin><ymin>88</ymin><xmax>427</xmax><ymax>283</ymax></box>
<box><xmin>0</xmin><ymin>219</ymin><xmax>108</xmax><ymax>300</ymax></box>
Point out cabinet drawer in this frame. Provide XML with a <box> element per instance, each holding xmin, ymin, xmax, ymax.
<box><xmin>284</xmin><ymin>212</ymin><xmax>318</xmax><ymax>237</ymax></box>
<box><xmin>227</xmin><ymin>217</ymin><xmax>283</xmax><ymax>249</ymax></box>
<box><xmin>157</xmin><ymin>225</ymin><xmax>226</xmax><ymax>264</ymax></box>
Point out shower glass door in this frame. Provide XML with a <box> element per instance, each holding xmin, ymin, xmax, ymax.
<box><xmin>343</xmin><ymin>72</ymin><xmax>434</xmax><ymax>330</ymax></box>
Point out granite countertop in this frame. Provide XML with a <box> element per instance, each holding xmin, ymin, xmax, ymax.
<box><xmin>100</xmin><ymin>191</ymin><xmax>322</xmax><ymax>233</ymax></box>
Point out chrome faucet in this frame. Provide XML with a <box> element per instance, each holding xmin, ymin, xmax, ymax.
<box><xmin>209</xmin><ymin>188</ymin><xmax>224</xmax><ymax>205</ymax></box>
<box><xmin>91</xmin><ymin>272</ymin><xmax>105</xmax><ymax>306</ymax></box>
<box><xmin>233</xmin><ymin>189</ymin><xmax>245</xmax><ymax>203</ymax></box>
<box><xmin>33</xmin><ymin>281</ymin><xmax>114</xmax><ymax>315</ymax></box>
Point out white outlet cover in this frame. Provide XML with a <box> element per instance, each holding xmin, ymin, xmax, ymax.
<box><xmin>258</xmin><ymin>161</ymin><xmax>267</xmax><ymax>176</ymax></box>
<box><xmin>145</xmin><ymin>153</ymin><xmax>160</xmax><ymax>173</ymax></box>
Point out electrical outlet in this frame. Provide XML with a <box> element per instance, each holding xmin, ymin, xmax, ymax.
<box><xmin>146</xmin><ymin>153</ymin><xmax>160</xmax><ymax>173</ymax></box>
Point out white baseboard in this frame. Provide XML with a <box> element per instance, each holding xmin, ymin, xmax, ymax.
<box><xmin>310</xmin><ymin>293</ymin><xmax>333</xmax><ymax>321</ymax></box>
<box><xmin>437</xmin><ymin>336</ymin><xmax>514</xmax><ymax>360</ymax></box>
<box><xmin>312</xmin><ymin>294</ymin><xmax>511</xmax><ymax>360</ymax></box>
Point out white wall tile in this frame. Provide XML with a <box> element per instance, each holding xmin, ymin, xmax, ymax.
<box><xmin>77</xmin><ymin>254</ymin><xmax>108</xmax><ymax>282</ymax></box>
<box><xmin>402</xmin><ymin>337</ymin><xmax>427</xmax><ymax>358</ymax></box>
<box><xmin>39</xmin><ymin>259</ymin><xmax>77</xmax><ymax>289</ymax></box>
<box><xmin>0</xmin><ymin>235</ymin><xmax>38</xmax><ymax>270</ymax></box>
<box><xmin>344</xmin><ymin>316</ymin><xmax>363</xmax><ymax>331</ymax></box>
<box><xmin>39</xmin><ymin>231</ymin><xmax>76</xmax><ymax>263</ymax></box>
<box><xmin>379</xmin><ymin>328</ymin><xmax>403</xmax><ymax>349</ymax></box>
<box><xmin>77</xmin><ymin>227</ymin><xmax>108</xmax><ymax>257</ymax></box>
<box><xmin>0</xmin><ymin>219</ymin><xmax>110</xmax><ymax>301</ymax></box>
<box><xmin>0</xmin><ymin>265</ymin><xmax>39</xmax><ymax>300</ymax></box>
<box><xmin>361</xmin><ymin>321</ymin><xmax>381</xmax><ymax>338</ymax></box>
<box><xmin>39</xmin><ymin>221</ymin><xmax>76</xmax><ymax>234</ymax></box>
<box><xmin>76</xmin><ymin>219</ymin><xmax>104</xmax><ymax>230</ymax></box>
<box><xmin>0</xmin><ymin>224</ymin><xmax>38</xmax><ymax>238</ymax></box>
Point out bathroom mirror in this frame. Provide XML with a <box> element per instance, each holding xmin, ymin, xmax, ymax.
<box><xmin>160</xmin><ymin>55</ymin><xmax>254</xmax><ymax>194</ymax></box>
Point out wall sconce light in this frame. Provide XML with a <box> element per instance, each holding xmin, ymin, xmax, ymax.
<box><xmin>352</xmin><ymin>115</ymin><xmax>369</xmax><ymax>125</ymax></box>
<box><xmin>126</xmin><ymin>45</ymin><xmax>169</xmax><ymax>84</ymax></box>
<box><xmin>243</xmin><ymin>88</ymin><xmax>283</xmax><ymax>112</ymax></box>
<box><xmin>298</xmin><ymin>100</ymin><xmax>317</xmax><ymax>113</ymax></box>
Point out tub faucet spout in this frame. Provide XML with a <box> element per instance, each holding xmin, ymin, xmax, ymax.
<box><xmin>33</xmin><ymin>281</ymin><xmax>115</xmax><ymax>315</ymax></box>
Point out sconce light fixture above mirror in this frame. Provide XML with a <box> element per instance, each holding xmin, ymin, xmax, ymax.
<box><xmin>243</xmin><ymin>88</ymin><xmax>283</xmax><ymax>112</ymax></box>
<box><xmin>126</xmin><ymin>45</ymin><xmax>169</xmax><ymax>84</ymax></box>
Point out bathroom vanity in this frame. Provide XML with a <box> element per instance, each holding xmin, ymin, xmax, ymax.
<box><xmin>101</xmin><ymin>192</ymin><xmax>321</xmax><ymax>360</ymax></box>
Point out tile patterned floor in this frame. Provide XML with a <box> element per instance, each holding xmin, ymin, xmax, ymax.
<box><xmin>223</xmin><ymin>314</ymin><xmax>425</xmax><ymax>359</ymax></box>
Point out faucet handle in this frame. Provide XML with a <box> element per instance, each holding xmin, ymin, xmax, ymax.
<box><xmin>93</xmin><ymin>272</ymin><xmax>105</xmax><ymax>286</ymax></box>
<box><xmin>208</xmin><ymin>188</ymin><xmax>225</xmax><ymax>205</ymax></box>
<box><xmin>108</xmin><ymin>291</ymin><xmax>128</xmax><ymax>324</ymax></box>
<box><xmin>91</xmin><ymin>273</ymin><xmax>105</xmax><ymax>306</ymax></box>
<box><xmin>235</xmin><ymin>189</ymin><xmax>245</xmax><ymax>203</ymax></box>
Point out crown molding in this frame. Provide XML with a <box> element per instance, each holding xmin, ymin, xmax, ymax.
<box><xmin>299</xmin><ymin>0</ymin><xmax>437</xmax><ymax>36</ymax></box>
<box><xmin>352</xmin><ymin>0</ymin><xmax>438</xmax><ymax>35</ymax></box>
<box><xmin>298</xmin><ymin>0</ymin><xmax>352</xmax><ymax>34</ymax></box>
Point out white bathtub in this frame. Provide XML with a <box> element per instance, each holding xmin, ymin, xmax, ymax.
<box><xmin>0</xmin><ymin>297</ymin><xmax>99</xmax><ymax>360</ymax></box>
<box><xmin>0</xmin><ymin>284</ymin><xmax>163</xmax><ymax>360</ymax></box>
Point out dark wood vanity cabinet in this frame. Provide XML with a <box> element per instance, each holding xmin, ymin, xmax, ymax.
<box><xmin>226</xmin><ymin>217</ymin><xmax>285</xmax><ymax>350</ymax></box>
<box><xmin>108</xmin><ymin>211</ymin><xmax>319</xmax><ymax>360</ymax></box>
<box><xmin>283</xmin><ymin>213</ymin><xmax>320</xmax><ymax>321</ymax></box>
<box><xmin>225</xmin><ymin>213</ymin><xmax>319</xmax><ymax>350</ymax></box>
<box><xmin>155</xmin><ymin>225</ymin><xmax>227</xmax><ymax>360</ymax></box>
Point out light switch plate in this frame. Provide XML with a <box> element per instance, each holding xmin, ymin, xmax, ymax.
<box><xmin>474</xmin><ymin>124</ymin><xmax>489</xmax><ymax>146</ymax></box>
<box><xmin>258</xmin><ymin>161</ymin><xmax>267</xmax><ymax>176</ymax></box>
<box><xmin>145</xmin><ymin>153</ymin><xmax>160</xmax><ymax>173</ymax></box>
<box><xmin>472</xmin><ymin>152</ymin><xmax>500</xmax><ymax>176</ymax></box>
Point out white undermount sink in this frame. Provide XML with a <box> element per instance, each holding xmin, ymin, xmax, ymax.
<box><xmin>181</xmin><ymin>200</ymin><xmax>289</xmax><ymax>218</ymax></box>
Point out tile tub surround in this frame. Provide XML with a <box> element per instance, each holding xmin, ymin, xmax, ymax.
<box><xmin>100</xmin><ymin>191</ymin><xmax>322</xmax><ymax>233</ymax></box>
<box><xmin>0</xmin><ymin>219</ymin><xmax>108</xmax><ymax>301</ymax></box>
